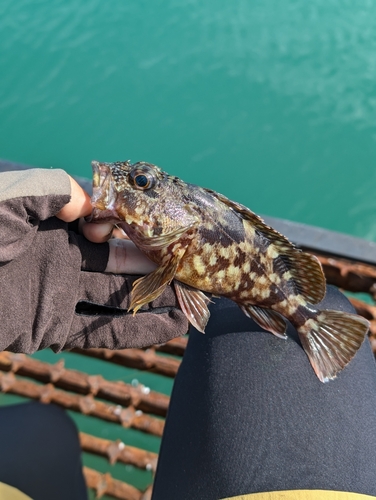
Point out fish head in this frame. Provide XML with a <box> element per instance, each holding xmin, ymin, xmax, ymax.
<box><xmin>88</xmin><ymin>160</ymin><xmax>199</xmax><ymax>243</ymax></box>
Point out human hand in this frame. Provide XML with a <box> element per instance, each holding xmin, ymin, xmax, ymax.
<box><xmin>55</xmin><ymin>175</ymin><xmax>92</xmax><ymax>222</ymax></box>
<box><xmin>56</xmin><ymin>174</ymin><xmax>155</xmax><ymax>275</ymax></box>
<box><xmin>79</xmin><ymin>219</ymin><xmax>156</xmax><ymax>274</ymax></box>
<box><xmin>81</xmin><ymin>222</ymin><xmax>156</xmax><ymax>274</ymax></box>
<box><xmin>104</xmin><ymin>238</ymin><xmax>157</xmax><ymax>274</ymax></box>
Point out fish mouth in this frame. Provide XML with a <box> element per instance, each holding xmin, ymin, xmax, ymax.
<box><xmin>91</xmin><ymin>160</ymin><xmax>108</xmax><ymax>191</ymax></box>
<box><xmin>86</xmin><ymin>207</ymin><xmax>121</xmax><ymax>223</ymax></box>
<box><xmin>86</xmin><ymin>160</ymin><xmax>120</xmax><ymax>223</ymax></box>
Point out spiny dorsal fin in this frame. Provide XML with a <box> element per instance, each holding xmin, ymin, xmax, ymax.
<box><xmin>205</xmin><ymin>189</ymin><xmax>326</xmax><ymax>304</ymax></box>
<box><xmin>204</xmin><ymin>189</ymin><xmax>293</xmax><ymax>248</ymax></box>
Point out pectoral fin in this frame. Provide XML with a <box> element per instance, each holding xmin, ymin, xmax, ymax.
<box><xmin>136</xmin><ymin>223</ymin><xmax>197</xmax><ymax>251</ymax></box>
<box><xmin>129</xmin><ymin>250</ymin><xmax>184</xmax><ymax>313</ymax></box>
<box><xmin>174</xmin><ymin>281</ymin><xmax>212</xmax><ymax>333</ymax></box>
<box><xmin>240</xmin><ymin>304</ymin><xmax>287</xmax><ymax>338</ymax></box>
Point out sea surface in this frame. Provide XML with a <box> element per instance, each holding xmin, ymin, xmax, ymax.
<box><xmin>2</xmin><ymin>0</ymin><xmax>376</xmax><ymax>240</ymax></box>
<box><xmin>1</xmin><ymin>0</ymin><xmax>376</xmax><ymax>496</ymax></box>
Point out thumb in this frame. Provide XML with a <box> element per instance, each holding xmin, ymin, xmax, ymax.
<box><xmin>56</xmin><ymin>176</ymin><xmax>92</xmax><ymax>222</ymax></box>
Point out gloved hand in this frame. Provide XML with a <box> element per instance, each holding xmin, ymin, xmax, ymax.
<box><xmin>63</xmin><ymin>271</ymin><xmax>189</xmax><ymax>351</ymax></box>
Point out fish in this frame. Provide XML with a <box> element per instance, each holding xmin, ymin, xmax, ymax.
<box><xmin>88</xmin><ymin>159</ymin><xmax>370</xmax><ymax>382</ymax></box>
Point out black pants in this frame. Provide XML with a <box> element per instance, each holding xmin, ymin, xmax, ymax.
<box><xmin>0</xmin><ymin>402</ymin><xmax>87</xmax><ymax>500</ymax></box>
<box><xmin>152</xmin><ymin>286</ymin><xmax>376</xmax><ymax>499</ymax></box>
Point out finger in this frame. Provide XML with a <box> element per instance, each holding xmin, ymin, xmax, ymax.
<box><xmin>112</xmin><ymin>225</ymin><xmax>129</xmax><ymax>239</ymax></box>
<box><xmin>56</xmin><ymin>175</ymin><xmax>92</xmax><ymax>222</ymax></box>
<box><xmin>82</xmin><ymin>221</ymin><xmax>114</xmax><ymax>243</ymax></box>
<box><xmin>106</xmin><ymin>239</ymin><xmax>157</xmax><ymax>274</ymax></box>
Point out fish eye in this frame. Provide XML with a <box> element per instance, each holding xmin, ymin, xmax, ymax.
<box><xmin>135</xmin><ymin>174</ymin><xmax>149</xmax><ymax>188</ymax></box>
<box><xmin>129</xmin><ymin>167</ymin><xmax>156</xmax><ymax>190</ymax></box>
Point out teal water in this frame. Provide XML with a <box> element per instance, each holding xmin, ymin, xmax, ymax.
<box><xmin>2</xmin><ymin>0</ymin><xmax>376</xmax><ymax>240</ymax></box>
<box><xmin>2</xmin><ymin>1</ymin><xmax>376</xmax><ymax>496</ymax></box>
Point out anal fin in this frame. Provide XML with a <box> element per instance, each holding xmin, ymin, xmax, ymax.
<box><xmin>174</xmin><ymin>281</ymin><xmax>212</xmax><ymax>333</ymax></box>
<box><xmin>240</xmin><ymin>304</ymin><xmax>287</xmax><ymax>339</ymax></box>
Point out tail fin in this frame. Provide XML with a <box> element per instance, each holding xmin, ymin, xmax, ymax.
<box><xmin>297</xmin><ymin>310</ymin><xmax>370</xmax><ymax>383</ymax></box>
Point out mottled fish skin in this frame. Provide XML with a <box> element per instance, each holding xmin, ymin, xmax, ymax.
<box><xmin>89</xmin><ymin>160</ymin><xmax>370</xmax><ymax>383</ymax></box>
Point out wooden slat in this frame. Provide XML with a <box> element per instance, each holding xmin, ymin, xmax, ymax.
<box><xmin>83</xmin><ymin>467</ymin><xmax>142</xmax><ymax>500</ymax></box>
<box><xmin>79</xmin><ymin>432</ymin><xmax>158</xmax><ymax>471</ymax></box>
<box><xmin>0</xmin><ymin>372</ymin><xmax>164</xmax><ymax>436</ymax></box>
<box><xmin>72</xmin><ymin>347</ymin><xmax>180</xmax><ymax>378</ymax></box>
<box><xmin>0</xmin><ymin>352</ymin><xmax>169</xmax><ymax>417</ymax></box>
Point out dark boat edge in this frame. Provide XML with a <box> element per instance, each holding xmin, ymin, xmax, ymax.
<box><xmin>263</xmin><ymin>216</ymin><xmax>376</xmax><ymax>267</ymax></box>
<box><xmin>1</xmin><ymin>158</ymin><xmax>376</xmax><ymax>266</ymax></box>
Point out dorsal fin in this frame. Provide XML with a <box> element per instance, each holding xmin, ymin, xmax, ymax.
<box><xmin>287</xmin><ymin>252</ymin><xmax>326</xmax><ymax>304</ymax></box>
<box><xmin>204</xmin><ymin>188</ymin><xmax>326</xmax><ymax>304</ymax></box>
<box><xmin>204</xmin><ymin>188</ymin><xmax>295</xmax><ymax>247</ymax></box>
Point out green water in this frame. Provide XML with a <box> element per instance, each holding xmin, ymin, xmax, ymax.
<box><xmin>2</xmin><ymin>0</ymin><xmax>376</xmax><ymax>496</ymax></box>
<box><xmin>2</xmin><ymin>0</ymin><xmax>376</xmax><ymax>240</ymax></box>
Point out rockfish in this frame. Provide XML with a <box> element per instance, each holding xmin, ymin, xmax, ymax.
<box><xmin>88</xmin><ymin>159</ymin><xmax>369</xmax><ymax>382</ymax></box>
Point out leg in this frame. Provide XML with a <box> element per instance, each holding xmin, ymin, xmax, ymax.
<box><xmin>152</xmin><ymin>286</ymin><xmax>376</xmax><ymax>499</ymax></box>
<box><xmin>0</xmin><ymin>401</ymin><xmax>87</xmax><ymax>500</ymax></box>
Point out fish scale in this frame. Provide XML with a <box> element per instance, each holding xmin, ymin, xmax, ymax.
<box><xmin>88</xmin><ymin>159</ymin><xmax>370</xmax><ymax>383</ymax></box>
